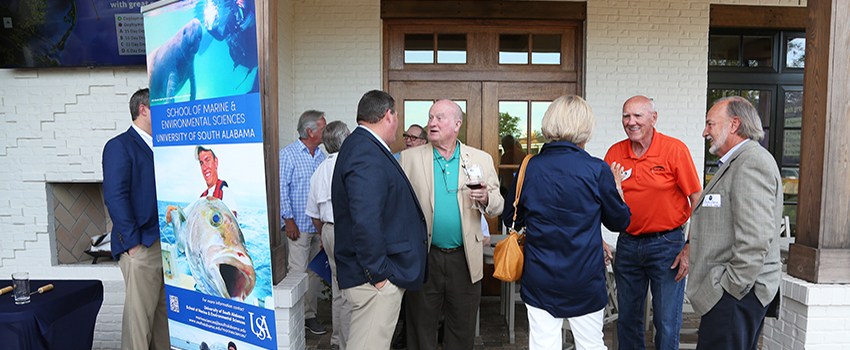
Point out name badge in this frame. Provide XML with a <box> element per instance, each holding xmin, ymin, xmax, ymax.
<box><xmin>703</xmin><ymin>194</ymin><xmax>721</xmax><ymax>207</ymax></box>
<box><xmin>622</xmin><ymin>168</ymin><xmax>632</xmax><ymax>181</ymax></box>
<box><xmin>466</xmin><ymin>166</ymin><xmax>482</xmax><ymax>178</ymax></box>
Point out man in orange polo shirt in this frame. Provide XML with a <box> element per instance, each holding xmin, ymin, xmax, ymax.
<box><xmin>604</xmin><ymin>95</ymin><xmax>702</xmax><ymax>350</ymax></box>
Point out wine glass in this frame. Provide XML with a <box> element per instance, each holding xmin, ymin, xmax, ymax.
<box><xmin>465</xmin><ymin>164</ymin><xmax>484</xmax><ymax>210</ymax></box>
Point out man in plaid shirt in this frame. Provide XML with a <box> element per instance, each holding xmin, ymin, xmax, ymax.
<box><xmin>280</xmin><ymin>110</ymin><xmax>327</xmax><ymax>334</ymax></box>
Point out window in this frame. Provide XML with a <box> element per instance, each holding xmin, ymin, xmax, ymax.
<box><xmin>785</xmin><ymin>34</ymin><xmax>806</xmax><ymax>69</ymax></box>
<box><xmin>499</xmin><ymin>34</ymin><xmax>561</xmax><ymax>65</ymax></box>
<box><xmin>709</xmin><ymin>34</ymin><xmax>777</xmax><ymax>68</ymax></box>
<box><xmin>707</xmin><ymin>29</ymin><xmax>805</xmax><ymax>236</ymax></box>
<box><xmin>404</xmin><ymin>34</ymin><xmax>468</xmax><ymax>64</ymax></box>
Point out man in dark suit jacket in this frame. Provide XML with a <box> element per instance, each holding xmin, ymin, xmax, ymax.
<box><xmin>102</xmin><ymin>88</ymin><xmax>170</xmax><ymax>350</ymax></box>
<box><xmin>332</xmin><ymin>90</ymin><xmax>429</xmax><ymax>350</ymax></box>
<box><xmin>687</xmin><ymin>96</ymin><xmax>782</xmax><ymax>350</ymax></box>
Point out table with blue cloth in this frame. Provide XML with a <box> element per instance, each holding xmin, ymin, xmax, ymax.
<box><xmin>0</xmin><ymin>279</ymin><xmax>104</xmax><ymax>350</ymax></box>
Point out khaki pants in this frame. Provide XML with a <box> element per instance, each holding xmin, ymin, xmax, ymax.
<box><xmin>322</xmin><ymin>223</ymin><xmax>352</xmax><ymax>350</ymax></box>
<box><xmin>288</xmin><ymin>230</ymin><xmax>322</xmax><ymax>319</ymax></box>
<box><xmin>118</xmin><ymin>240</ymin><xmax>170</xmax><ymax>350</ymax></box>
<box><xmin>344</xmin><ymin>280</ymin><xmax>405</xmax><ymax>350</ymax></box>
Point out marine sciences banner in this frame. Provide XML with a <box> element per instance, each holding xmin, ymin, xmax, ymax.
<box><xmin>142</xmin><ymin>0</ymin><xmax>275</xmax><ymax>349</ymax></box>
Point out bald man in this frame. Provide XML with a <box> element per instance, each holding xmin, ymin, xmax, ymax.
<box><xmin>604</xmin><ymin>95</ymin><xmax>702</xmax><ymax>350</ymax></box>
<box><xmin>399</xmin><ymin>100</ymin><xmax>503</xmax><ymax>350</ymax></box>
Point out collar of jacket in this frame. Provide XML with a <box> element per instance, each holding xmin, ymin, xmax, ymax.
<box><xmin>540</xmin><ymin>140</ymin><xmax>586</xmax><ymax>154</ymax></box>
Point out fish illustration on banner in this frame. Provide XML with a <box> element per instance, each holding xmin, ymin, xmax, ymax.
<box><xmin>167</xmin><ymin>197</ymin><xmax>256</xmax><ymax>301</ymax></box>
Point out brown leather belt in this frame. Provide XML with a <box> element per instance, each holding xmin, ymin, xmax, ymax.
<box><xmin>432</xmin><ymin>245</ymin><xmax>463</xmax><ymax>253</ymax></box>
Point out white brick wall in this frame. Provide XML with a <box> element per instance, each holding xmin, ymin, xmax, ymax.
<box><xmin>278</xmin><ymin>0</ymin><xmax>297</xmax><ymax>145</ymax></box>
<box><xmin>286</xmin><ymin>0</ymin><xmax>382</xmax><ymax>147</ymax></box>
<box><xmin>763</xmin><ymin>274</ymin><xmax>850</xmax><ymax>350</ymax></box>
<box><xmin>0</xmin><ymin>1</ymin><xmax>835</xmax><ymax>349</ymax></box>
<box><xmin>584</xmin><ymin>0</ymin><xmax>709</xmax><ymax>172</ymax></box>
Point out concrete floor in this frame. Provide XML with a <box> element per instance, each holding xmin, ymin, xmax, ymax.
<box><xmin>304</xmin><ymin>295</ymin><xmax>713</xmax><ymax>350</ymax></box>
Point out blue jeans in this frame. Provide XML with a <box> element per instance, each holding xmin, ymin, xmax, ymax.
<box><xmin>614</xmin><ymin>229</ymin><xmax>685</xmax><ymax>350</ymax></box>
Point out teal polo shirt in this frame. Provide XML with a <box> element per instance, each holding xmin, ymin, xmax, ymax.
<box><xmin>431</xmin><ymin>143</ymin><xmax>464</xmax><ymax>249</ymax></box>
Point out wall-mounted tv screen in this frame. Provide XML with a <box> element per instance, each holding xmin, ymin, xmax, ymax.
<box><xmin>1</xmin><ymin>0</ymin><xmax>151</xmax><ymax>68</ymax></box>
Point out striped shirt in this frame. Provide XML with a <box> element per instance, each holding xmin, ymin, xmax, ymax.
<box><xmin>279</xmin><ymin>139</ymin><xmax>326</xmax><ymax>232</ymax></box>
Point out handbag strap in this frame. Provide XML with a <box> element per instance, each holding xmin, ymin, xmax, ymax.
<box><xmin>511</xmin><ymin>154</ymin><xmax>533</xmax><ymax>228</ymax></box>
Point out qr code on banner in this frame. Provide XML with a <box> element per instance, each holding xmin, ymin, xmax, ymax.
<box><xmin>169</xmin><ymin>295</ymin><xmax>179</xmax><ymax>313</ymax></box>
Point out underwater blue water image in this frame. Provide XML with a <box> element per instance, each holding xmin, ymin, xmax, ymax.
<box><xmin>144</xmin><ymin>0</ymin><xmax>259</xmax><ymax>106</ymax></box>
<box><xmin>158</xmin><ymin>200</ymin><xmax>273</xmax><ymax>307</ymax></box>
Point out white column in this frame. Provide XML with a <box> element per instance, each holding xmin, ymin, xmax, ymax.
<box><xmin>762</xmin><ymin>273</ymin><xmax>850</xmax><ymax>349</ymax></box>
<box><xmin>274</xmin><ymin>272</ymin><xmax>309</xmax><ymax>350</ymax></box>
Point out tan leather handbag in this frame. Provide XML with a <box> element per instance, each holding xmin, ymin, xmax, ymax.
<box><xmin>493</xmin><ymin>154</ymin><xmax>532</xmax><ymax>282</ymax></box>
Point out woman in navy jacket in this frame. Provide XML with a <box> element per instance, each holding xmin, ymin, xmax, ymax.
<box><xmin>503</xmin><ymin>95</ymin><xmax>631</xmax><ymax>350</ymax></box>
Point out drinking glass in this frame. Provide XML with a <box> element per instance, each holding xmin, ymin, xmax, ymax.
<box><xmin>465</xmin><ymin>164</ymin><xmax>484</xmax><ymax>209</ymax></box>
<box><xmin>12</xmin><ymin>272</ymin><xmax>30</xmax><ymax>305</ymax></box>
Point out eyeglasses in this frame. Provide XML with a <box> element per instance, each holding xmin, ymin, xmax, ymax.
<box><xmin>403</xmin><ymin>133</ymin><xmax>425</xmax><ymax>141</ymax></box>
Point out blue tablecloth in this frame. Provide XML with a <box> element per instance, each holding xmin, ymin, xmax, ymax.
<box><xmin>0</xmin><ymin>279</ymin><xmax>103</xmax><ymax>350</ymax></box>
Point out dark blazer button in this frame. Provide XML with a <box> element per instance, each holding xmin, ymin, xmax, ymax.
<box><xmin>423</xmin><ymin>240</ymin><xmax>427</xmax><ymax>244</ymax></box>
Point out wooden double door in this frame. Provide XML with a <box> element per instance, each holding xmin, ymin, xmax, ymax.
<box><xmin>389</xmin><ymin>81</ymin><xmax>574</xmax><ymax>231</ymax></box>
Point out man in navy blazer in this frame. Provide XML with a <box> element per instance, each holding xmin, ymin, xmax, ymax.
<box><xmin>102</xmin><ymin>88</ymin><xmax>170</xmax><ymax>350</ymax></box>
<box><xmin>332</xmin><ymin>90</ymin><xmax>429</xmax><ymax>350</ymax></box>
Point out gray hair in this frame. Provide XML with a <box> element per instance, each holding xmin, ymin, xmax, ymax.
<box><xmin>322</xmin><ymin>121</ymin><xmax>350</xmax><ymax>153</ymax></box>
<box><xmin>714</xmin><ymin>96</ymin><xmax>765</xmax><ymax>142</ymax></box>
<box><xmin>297</xmin><ymin>110</ymin><xmax>325</xmax><ymax>139</ymax></box>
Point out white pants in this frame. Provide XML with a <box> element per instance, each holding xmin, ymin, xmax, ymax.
<box><xmin>526</xmin><ymin>303</ymin><xmax>606</xmax><ymax>350</ymax></box>
<box><xmin>321</xmin><ymin>223</ymin><xmax>351</xmax><ymax>350</ymax></box>
<box><xmin>288</xmin><ymin>230</ymin><xmax>322</xmax><ymax>319</ymax></box>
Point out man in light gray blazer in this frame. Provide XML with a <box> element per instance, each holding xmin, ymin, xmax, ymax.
<box><xmin>687</xmin><ymin>96</ymin><xmax>782</xmax><ymax>350</ymax></box>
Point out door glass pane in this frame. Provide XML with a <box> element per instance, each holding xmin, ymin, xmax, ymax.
<box><xmin>760</xmin><ymin>128</ymin><xmax>770</xmax><ymax>149</ymax></box>
<box><xmin>704</xmin><ymin>138</ymin><xmax>720</xmax><ymax>166</ymax></box>
<box><xmin>740</xmin><ymin>90</ymin><xmax>771</xmax><ymax>127</ymax></box>
<box><xmin>707</xmin><ymin>89</ymin><xmax>738</xmax><ymax>107</ymax></box>
<box><xmin>404</xmin><ymin>34</ymin><xmax>434</xmax><ymax>64</ymax></box>
<box><xmin>404</xmin><ymin>100</ymin><xmax>433</xmax><ymax>130</ymax></box>
<box><xmin>786</xmin><ymin>37</ymin><xmax>806</xmax><ymax>68</ymax></box>
<box><xmin>454</xmin><ymin>100</ymin><xmax>468</xmax><ymax>144</ymax></box>
<box><xmin>784</xmin><ymin>91</ymin><xmax>803</xmax><ymax>128</ymax></box>
<box><xmin>437</xmin><ymin>34</ymin><xmax>467</xmax><ymax>64</ymax></box>
<box><xmin>783</xmin><ymin>129</ymin><xmax>801</xmax><ymax>166</ymax></box>
<box><xmin>530</xmin><ymin>102</ymin><xmax>551</xmax><ymax>154</ymax></box>
<box><xmin>498</xmin><ymin>101</ymin><xmax>528</xmax><ymax>197</ymax></box>
<box><xmin>499</xmin><ymin>34</ymin><xmax>529</xmax><ymax>64</ymax></box>
<box><xmin>707</xmin><ymin>89</ymin><xmax>770</xmax><ymax>126</ymax></box>
<box><xmin>781</xmin><ymin>167</ymin><xmax>799</xmax><ymax>201</ymax></box>
<box><xmin>783</xmin><ymin>204</ymin><xmax>797</xmax><ymax>237</ymax></box>
<box><xmin>743</xmin><ymin>36</ymin><xmax>773</xmax><ymax>67</ymax></box>
<box><xmin>704</xmin><ymin>164</ymin><xmax>719</xmax><ymax>186</ymax></box>
<box><xmin>531</xmin><ymin>34</ymin><xmax>560</xmax><ymax>65</ymax></box>
<box><xmin>709</xmin><ymin>35</ymin><xmax>740</xmax><ymax>66</ymax></box>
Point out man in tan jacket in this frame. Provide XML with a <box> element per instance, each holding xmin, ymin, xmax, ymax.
<box><xmin>399</xmin><ymin>100</ymin><xmax>504</xmax><ymax>350</ymax></box>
